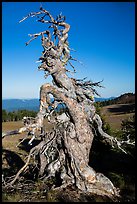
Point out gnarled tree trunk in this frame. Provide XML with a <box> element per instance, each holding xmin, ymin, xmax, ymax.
<box><xmin>3</xmin><ymin>7</ymin><xmax>134</xmax><ymax>199</ymax></box>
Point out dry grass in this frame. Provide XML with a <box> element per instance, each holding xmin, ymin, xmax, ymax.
<box><xmin>2</xmin><ymin>118</ymin><xmax>54</xmax><ymax>156</ymax></box>
<box><xmin>2</xmin><ymin>104</ymin><xmax>134</xmax><ymax>150</ymax></box>
<box><xmin>2</xmin><ymin>121</ymin><xmax>28</xmax><ymax>157</ymax></box>
<box><xmin>100</xmin><ymin>104</ymin><xmax>134</xmax><ymax>130</ymax></box>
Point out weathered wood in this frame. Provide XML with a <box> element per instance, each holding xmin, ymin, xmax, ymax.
<box><xmin>3</xmin><ymin>6</ymin><xmax>135</xmax><ymax>199</ymax></box>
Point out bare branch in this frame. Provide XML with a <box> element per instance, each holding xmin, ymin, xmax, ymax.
<box><xmin>93</xmin><ymin>113</ymin><xmax>134</xmax><ymax>154</ymax></box>
<box><xmin>19</xmin><ymin>11</ymin><xmax>44</xmax><ymax>23</ymax></box>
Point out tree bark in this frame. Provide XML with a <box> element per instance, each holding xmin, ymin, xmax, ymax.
<box><xmin>4</xmin><ymin>7</ymin><xmax>133</xmax><ymax>199</ymax></box>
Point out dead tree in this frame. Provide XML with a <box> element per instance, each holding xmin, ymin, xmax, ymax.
<box><xmin>2</xmin><ymin>7</ymin><xmax>135</xmax><ymax>198</ymax></box>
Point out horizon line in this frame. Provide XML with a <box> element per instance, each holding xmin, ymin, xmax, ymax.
<box><xmin>2</xmin><ymin>92</ymin><xmax>135</xmax><ymax>100</ymax></box>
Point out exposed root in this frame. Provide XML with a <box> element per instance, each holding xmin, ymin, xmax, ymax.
<box><xmin>3</xmin><ymin>122</ymin><xmax>120</xmax><ymax>199</ymax></box>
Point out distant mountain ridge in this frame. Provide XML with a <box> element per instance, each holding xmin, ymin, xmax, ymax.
<box><xmin>2</xmin><ymin>99</ymin><xmax>39</xmax><ymax>112</ymax></box>
<box><xmin>95</xmin><ymin>96</ymin><xmax>115</xmax><ymax>102</ymax></box>
<box><xmin>103</xmin><ymin>93</ymin><xmax>135</xmax><ymax>105</ymax></box>
<box><xmin>112</xmin><ymin>93</ymin><xmax>135</xmax><ymax>104</ymax></box>
<box><xmin>2</xmin><ymin>97</ymin><xmax>115</xmax><ymax>111</ymax></box>
<box><xmin>96</xmin><ymin>93</ymin><xmax>135</xmax><ymax>107</ymax></box>
<box><xmin>2</xmin><ymin>93</ymin><xmax>134</xmax><ymax>112</ymax></box>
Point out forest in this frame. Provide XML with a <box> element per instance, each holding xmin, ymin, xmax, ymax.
<box><xmin>2</xmin><ymin>109</ymin><xmax>37</xmax><ymax>122</ymax></box>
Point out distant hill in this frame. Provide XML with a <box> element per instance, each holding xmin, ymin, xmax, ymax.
<box><xmin>2</xmin><ymin>93</ymin><xmax>134</xmax><ymax>112</ymax></box>
<box><xmin>96</xmin><ymin>93</ymin><xmax>135</xmax><ymax>107</ymax></box>
<box><xmin>2</xmin><ymin>98</ymin><xmax>66</xmax><ymax>112</ymax></box>
<box><xmin>99</xmin><ymin>93</ymin><xmax>135</xmax><ymax>130</ymax></box>
<box><xmin>2</xmin><ymin>99</ymin><xmax>39</xmax><ymax>112</ymax></box>
<box><xmin>2</xmin><ymin>97</ymin><xmax>116</xmax><ymax>112</ymax></box>
<box><xmin>94</xmin><ymin>96</ymin><xmax>116</xmax><ymax>102</ymax></box>
<box><xmin>112</xmin><ymin>93</ymin><xmax>135</xmax><ymax>104</ymax></box>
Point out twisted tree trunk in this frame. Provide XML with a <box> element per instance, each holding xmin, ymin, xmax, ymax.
<box><xmin>4</xmin><ymin>7</ymin><xmax>132</xmax><ymax>199</ymax></box>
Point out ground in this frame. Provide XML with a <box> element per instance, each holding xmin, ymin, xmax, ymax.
<box><xmin>2</xmin><ymin>104</ymin><xmax>135</xmax><ymax>202</ymax></box>
<box><xmin>100</xmin><ymin>103</ymin><xmax>134</xmax><ymax>130</ymax></box>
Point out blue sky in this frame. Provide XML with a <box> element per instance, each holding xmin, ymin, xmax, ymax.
<box><xmin>2</xmin><ymin>2</ymin><xmax>135</xmax><ymax>99</ymax></box>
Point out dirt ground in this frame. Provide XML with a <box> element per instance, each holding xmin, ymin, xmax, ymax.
<box><xmin>100</xmin><ymin>103</ymin><xmax>134</xmax><ymax>130</ymax></box>
<box><xmin>2</xmin><ymin>119</ymin><xmax>54</xmax><ymax>152</ymax></box>
<box><xmin>2</xmin><ymin>107</ymin><xmax>135</xmax><ymax>202</ymax></box>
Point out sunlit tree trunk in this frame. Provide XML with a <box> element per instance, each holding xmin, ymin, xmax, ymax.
<box><xmin>3</xmin><ymin>7</ymin><xmax>134</xmax><ymax>198</ymax></box>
